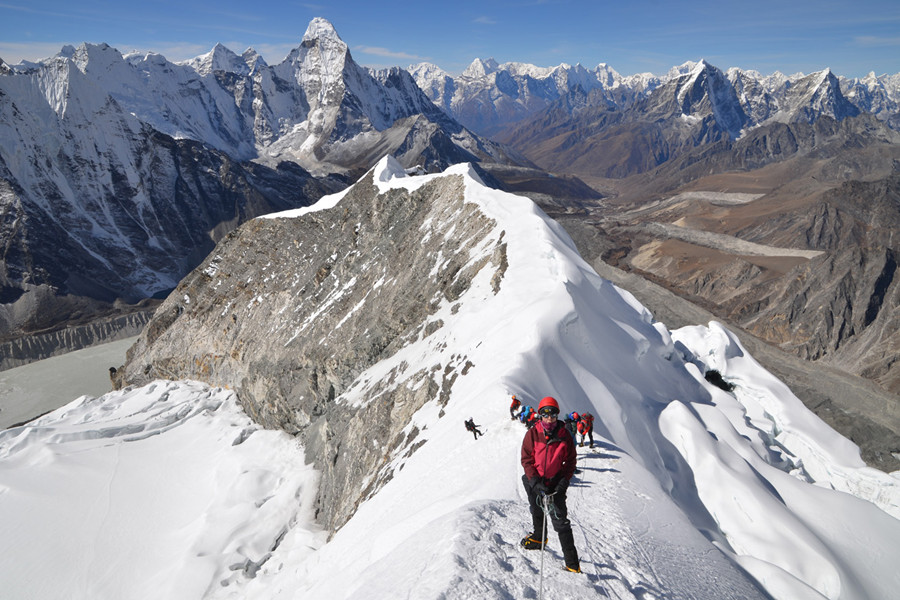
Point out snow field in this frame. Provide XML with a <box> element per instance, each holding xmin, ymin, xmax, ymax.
<box><xmin>0</xmin><ymin>381</ymin><xmax>324</xmax><ymax>600</ymax></box>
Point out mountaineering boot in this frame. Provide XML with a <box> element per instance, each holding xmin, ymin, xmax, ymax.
<box><xmin>558</xmin><ymin>527</ymin><xmax>580</xmax><ymax>571</ymax></box>
<box><xmin>520</xmin><ymin>533</ymin><xmax>548</xmax><ymax>550</ymax></box>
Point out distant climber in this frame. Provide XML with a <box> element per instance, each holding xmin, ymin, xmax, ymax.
<box><xmin>519</xmin><ymin>396</ymin><xmax>581</xmax><ymax>573</ymax></box>
<box><xmin>518</xmin><ymin>405</ymin><xmax>534</xmax><ymax>424</ymax></box>
<box><xmin>525</xmin><ymin>409</ymin><xmax>539</xmax><ymax>429</ymax></box>
<box><xmin>464</xmin><ymin>418</ymin><xmax>483</xmax><ymax>440</ymax></box>
<box><xmin>577</xmin><ymin>413</ymin><xmax>594</xmax><ymax>448</ymax></box>
<box><xmin>510</xmin><ymin>394</ymin><xmax>522</xmax><ymax>419</ymax></box>
<box><xmin>564</xmin><ymin>411</ymin><xmax>579</xmax><ymax>440</ymax></box>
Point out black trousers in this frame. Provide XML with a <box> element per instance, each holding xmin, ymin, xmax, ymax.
<box><xmin>579</xmin><ymin>428</ymin><xmax>594</xmax><ymax>446</ymax></box>
<box><xmin>522</xmin><ymin>475</ymin><xmax>579</xmax><ymax>567</ymax></box>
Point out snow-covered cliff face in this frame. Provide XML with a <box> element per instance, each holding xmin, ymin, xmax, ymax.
<box><xmin>0</xmin><ymin>48</ymin><xmax>346</xmax><ymax>339</ymax></box>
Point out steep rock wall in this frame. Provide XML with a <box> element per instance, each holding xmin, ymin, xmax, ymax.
<box><xmin>119</xmin><ymin>170</ymin><xmax>508</xmax><ymax>532</ymax></box>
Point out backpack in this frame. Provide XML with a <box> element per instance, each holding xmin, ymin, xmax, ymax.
<box><xmin>578</xmin><ymin>414</ymin><xmax>593</xmax><ymax>432</ymax></box>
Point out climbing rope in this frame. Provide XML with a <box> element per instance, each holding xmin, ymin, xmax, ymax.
<box><xmin>538</xmin><ymin>491</ymin><xmax>555</xmax><ymax>600</ymax></box>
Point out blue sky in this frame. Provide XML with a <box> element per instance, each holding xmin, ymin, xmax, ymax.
<box><xmin>1</xmin><ymin>0</ymin><xmax>898</xmax><ymax>78</ymax></box>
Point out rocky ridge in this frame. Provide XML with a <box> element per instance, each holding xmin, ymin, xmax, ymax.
<box><xmin>118</xmin><ymin>158</ymin><xmax>509</xmax><ymax>531</ymax></box>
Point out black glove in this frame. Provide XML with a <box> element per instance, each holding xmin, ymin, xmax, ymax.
<box><xmin>534</xmin><ymin>480</ymin><xmax>549</xmax><ymax>496</ymax></box>
<box><xmin>554</xmin><ymin>477</ymin><xmax>569</xmax><ymax>494</ymax></box>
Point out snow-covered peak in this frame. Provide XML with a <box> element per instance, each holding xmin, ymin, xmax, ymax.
<box><xmin>673</xmin><ymin>59</ymin><xmax>720</xmax><ymax>100</ymax></box>
<box><xmin>462</xmin><ymin>57</ymin><xmax>500</xmax><ymax>79</ymax></box>
<box><xmin>182</xmin><ymin>43</ymin><xmax>250</xmax><ymax>76</ymax></box>
<box><xmin>55</xmin><ymin>44</ymin><xmax>78</xmax><ymax>60</ymax></box>
<box><xmin>302</xmin><ymin>17</ymin><xmax>347</xmax><ymax>49</ymax></box>
<box><xmin>593</xmin><ymin>62</ymin><xmax>624</xmax><ymax>87</ymax></box>
<box><xmin>668</xmin><ymin>60</ymin><xmax>701</xmax><ymax>79</ymax></box>
<box><xmin>408</xmin><ymin>62</ymin><xmax>449</xmax><ymax>80</ymax></box>
<box><xmin>277</xmin><ymin>16</ymin><xmax>351</xmax><ymax>91</ymax></box>
<box><xmin>502</xmin><ymin>61</ymin><xmax>555</xmax><ymax>79</ymax></box>
<box><xmin>860</xmin><ymin>71</ymin><xmax>880</xmax><ymax>87</ymax></box>
<box><xmin>775</xmin><ymin>67</ymin><xmax>859</xmax><ymax>123</ymax></box>
<box><xmin>661</xmin><ymin>59</ymin><xmax>749</xmax><ymax>137</ymax></box>
<box><xmin>241</xmin><ymin>48</ymin><xmax>267</xmax><ymax>73</ymax></box>
<box><xmin>692</xmin><ymin>58</ymin><xmax>711</xmax><ymax>74</ymax></box>
<box><xmin>68</xmin><ymin>42</ymin><xmax>125</xmax><ymax>75</ymax></box>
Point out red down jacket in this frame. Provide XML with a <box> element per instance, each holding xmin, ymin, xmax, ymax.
<box><xmin>521</xmin><ymin>420</ymin><xmax>577</xmax><ymax>484</ymax></box>
<box><xmin>577</xmin><ymin>414</ymin><xmax>593</xmax><ymax>434</ymax></box>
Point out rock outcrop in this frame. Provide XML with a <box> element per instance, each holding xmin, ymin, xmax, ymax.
<box><xmin>119</xmin><ymin>158</ymin><xmax>508</xmax><ymax>531</ymax></box>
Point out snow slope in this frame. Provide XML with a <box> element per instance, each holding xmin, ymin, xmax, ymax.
<box><xmin>1</xmin><ymin>158</ymin><xmax>898</xmax><ymax>599</ymax></box>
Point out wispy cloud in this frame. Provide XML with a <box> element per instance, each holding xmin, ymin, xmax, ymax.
<box><xmin>0</xmin><ymin>41</ymin><xmax>71</xmax><ymax>64</ymax></box>
<box><xmin>0</xmin><ymin>2</ymin><xmax>73</xmax><ymax>18</ymax></box>
<box><xmin>354</xmin><ymin>45</ymin><xmax>424</xmax><ymax>61</ymax></box>
<box><xmin>854</xmin><ymin>35</ymin><xmax>900</xmax><ymax>47</ymax></box>
<box><xmin>474</xmin><ymin>16</ymin><xmax>497</xmax><ymax>25</ymax></box>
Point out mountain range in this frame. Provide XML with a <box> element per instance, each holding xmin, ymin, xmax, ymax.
<box><xmin>1</xmin><ymin>18</ymin><xmax>898</xmax><ymax>469</ymax></box>
<box><xmin>411</xmin><ymin>57</ymin><xmax>900</xmax><ymax>140</ymax></box>
<box><xmin>0</xmin><ymin>18</ymin><xmax>522</xmax><ymax>350</ymax></box>
<box><xmin>409</xmin><ymin>53</ymin><xmax>900</xmax><ymax>413</ymax></box>
<box><xmin>2</xmin><ymin>17</ymin><xmax>900</xmax><ymax>600</ymax></box>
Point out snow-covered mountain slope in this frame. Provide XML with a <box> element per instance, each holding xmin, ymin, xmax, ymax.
<box><xmin>4</xmin><ymin>157</ymin><xmax>891</xmax><ymax>599</ymax></box>
<box><xmin>0</xmin><ymin>49</ymin><xmax>341</xmax><ymax>334</ymax></box>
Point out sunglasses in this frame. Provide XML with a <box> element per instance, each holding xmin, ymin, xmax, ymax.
<box><xmin>539</xmin><ymin>410</ymin><xmax>558</xmax><ymax>419</ymax></box>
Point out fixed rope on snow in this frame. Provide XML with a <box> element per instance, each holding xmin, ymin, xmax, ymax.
<box><xmin>538</xmin><ymin>491</ymin><xmax>555</xmax><ymax>600</ymax></box>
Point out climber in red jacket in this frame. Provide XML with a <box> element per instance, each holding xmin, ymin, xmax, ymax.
<box><xmin>510</xmin><ymin>394</ymin><xmax>522</xmax><ymax>419</ymax></box>
<box><xmin>577</xmin><ymin>413</ymin><xmax>594</xmax><ymax>448</ymax></box>
<box><xmin>519</xmin><ymin>396</ymin><xmax>580</xmax><ymax>573</ymax></box>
